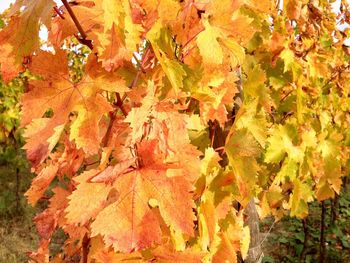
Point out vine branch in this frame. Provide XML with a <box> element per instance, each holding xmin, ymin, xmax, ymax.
<box><xmin>61</xmin><ymin>0</ymin><xmax>93</xmax><ymax>50</ymax></box>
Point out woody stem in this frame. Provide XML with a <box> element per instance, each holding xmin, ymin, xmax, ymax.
<box><xmin>61</xmin><ymin>0</ymin><xmax>93</xmax><ymax>49</ymax></box>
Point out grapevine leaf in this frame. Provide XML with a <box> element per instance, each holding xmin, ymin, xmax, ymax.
<box><xmin>91</xmin><ymin>167</ymin><xmax>194</xmax><ymax>252</ymax></box>
<box><xmin>66</xmin><ymin>170</ymin><xmax>113</xmax><ymax>225</ymax></box>
<box><xmin>25</xmin><ymin>163</ymin><xmax>59</xmax><ymax>206</ymax></box>
<box><xmin>0</xmin><ymin>0</ymin><xmax>55</xmax><ymax>81</ymax></box>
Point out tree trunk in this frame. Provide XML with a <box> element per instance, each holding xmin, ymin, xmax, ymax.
<box><xmin>245</xmin><ymin>199</ymin><xmax>263</xmax><ymax>263</ymax></box>
<box><xmin>235</xmin><ymin>67</ymin><xmax>263</xmax><ymax>263</ymax></box>
<box><xmin>331</xmin><ymin>194</ymin><xmax>339</xmax><ymax>225</ymax></box>
<box><xmin>319</xmin><ymin>201</ymin><xmax>326</xmax><ymax>263</ymax></box>
<box><xmin>300</xmin><ymin>218</ymin><xmax>310</xmax><ymax>262</ymax></box>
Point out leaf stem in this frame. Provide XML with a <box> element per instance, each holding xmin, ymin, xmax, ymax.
<box><xmin>116</xmin><ymin>93</ymin><xmax>128</xmax><ymax>116</ymax></box>
<box><xmin>53</xmin><ymin>6</ymin><xmax>65</xmax><ymax>19</ymax></box>
<box><xmin>61</xmin><ymin>0</ymin><xmax>93</xmax><ymax>49</ymax></box>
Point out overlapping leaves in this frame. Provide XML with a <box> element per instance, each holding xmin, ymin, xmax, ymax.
<box><xmin>0</xmin><ymin>0</ymin><xmax>349</xmax><ymax>262</ymax></box>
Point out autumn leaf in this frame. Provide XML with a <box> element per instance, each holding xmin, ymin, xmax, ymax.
<box><xmin>97</xmin><ymin>23</ymin><xmax>131</xmax><ymax>72</ymax></box>
<box><xmin>91</xmin><ymin>166</ymin><xmax>195</xmax><ymax>252</ymax></box>
<box><xmin>0</xmin><ymin>0</ymin><xmax>54</xmax><ymax>81</ymax></box>
<box><xmin>25</xmin><ymin>163</ymin><xmax>59</xmax><ymax>206</ymax></box>
<box><xmin>197</xmin><ymin>19</ymin><xmax>223</xmax><ymax>65</ymax></box>
<box><xmin>2</xmin><ymin>0</ymin><xmax>348</xmax><ymax>260</ymax></box>
<box><xmin>66</xmin><ymin>170</ymin><xmax>113</xmax><ymax>225</ymax></box>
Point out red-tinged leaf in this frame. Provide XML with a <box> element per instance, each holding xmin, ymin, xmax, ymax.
<box><xmin>0</xmin><ymin>0</ymin><xmax>55</xmax><ymax>81</ymax></box>
<box><xmin>34</xmin><ymin>209</ymin><xmax>57</xmax><ymax>240</ymax></box>
<box><xmin>22</xmin><ymin>51</ymin><xmax>119</xmax><ymax>161</ymax></box>
<box><xmin>284</xmin><ymin>0</ymin><xmax>302</xmax><ymax>20</ymax></box>
<box><xmin>90</xmin><ymin>158</ymin><xmax>137</xmax><ymax>183</ymax></box>
<box><xmin>66</xmin><ymin>170</ymin><xmax>113</xmax><ymax>225</ymax></box>
<box><xmin>172</xmin><ymin>1</ymin><xmax>203</xmax><ymax>47</ymax></box>
<box><xmin>85</xmin><ymin>53</ymin><xmax>129</xmax><ymax>93</ymax></box>
<box><xmin>25</xmin><ymin>163</ymin><xmax>59</xmax><ymax>206</ymax></box>
<box><xmin>23</xmin><ymin>118</ymin><xmax>65</xmax><ymax>167</ymax></box>
<box><xmin>21</xmin><ymin>50</ymin><xmax>71</xmax><ymax>127</ymax></box>
<box><xmin>92</xmin><ymin>248</ymin><xmax>144</xmax><ymax>263</ymax></box>
<box><xmin>98</xmin><ymin>23</ymin><xmax>131</xmax><ymax>72</ymax></box>
<box><xmin>91</xmin><ymin>165</ymin><xmax>195</xmax><ymax>252</ymax></box>
<box><xmin>0</xmin><ymin>42</ymin><xmax>22</xmax><ymax>82</ymax></box>
<box><xmin>152</xmin><ymin>244</ymin><xmax>204</xmax><ymax>263</ymax></box>
<box><xmin>48</xmin><ymin>2</ymin><xmax>101</xmax><ymax>47</ymax></box>
<box><xmin>57</xmin><ymin>139</ymin><xmax>85</xmax><ymax>177</ymax></box>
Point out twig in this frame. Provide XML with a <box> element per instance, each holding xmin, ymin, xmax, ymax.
<box><xmin>280</xmin><ymin>89</ymin><xmax>294</xmax><ymax>102</ymax></box>
<box><xmin>102</xmin><ymin>113</ymin><xmax>116</xmax><ymax>147</ymax></box>
<box><xmin>53</xmin><ymin>6</ymin><xmax>65</xmax><ymax>19</ymax></box>
<box><xmin>258</xmin><ymin>219</ymin><xmax>276</xmax><ymax>247</ymax></box>
<box><xmin>182</xmin><ymin>28</ymin><xmax>204</xmax><ymax>49</ymax></box>
<box><xmin>61</xmin><ymin>0</ymin><xmax>93</xmax><ymax>49</ymax></box>
<box><xmin>116</xmin><ymin>93</ymin><xmax>128</xmax><ymax>116</ymax></box>
<box><xmin>81</xmin><ymin>233</ymin><xmax>90</xmax><ymax>263</ymax></box>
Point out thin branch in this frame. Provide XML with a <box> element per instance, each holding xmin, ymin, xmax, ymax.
<box><xmin>61</xmin><ymin>0</ymin><xmax>93</xmax><ymax>49</ymax></box>
<box><xmin>259</xmin><ymin>220</ymin><xmax>276</xmax><ymax>247</ymax></box>
<box><xmin>120</xmin><ymin>44</ymin><xmax>152</xmax><ymax>102</ymax></box>
<box><xmin>280</xmin><ymin>89</ymin><xmax>294</xmax><ymax>102</ymax></box>
<box><xmin>81</xmin><ymin>233</ymin><xmax>90</xmax><ymax>263</ymax></box>
<box><xmin>116</xmin><ymin>93</ymin><xmax>128</xmax><ymax>116</ymax></box>
<box><xmin>132</xmin><ymin>53</ymin><xmax>142</xmax><ymax>68</ymax></box>
<box><xmin>53</xmin><ymin>6</ymin><xmax>65</xmax><ymax>19</ymax></box>
<box><xmin>182</xmin><ymin>28</ymin><xmax>205</xmax><ymax>49</ymax></box>
<box><xmin>102</xmin><ymin>113</ymin><xmax>116</xmax><ymax>147</ymax></box>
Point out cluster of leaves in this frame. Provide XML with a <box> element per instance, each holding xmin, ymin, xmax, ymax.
<box><xmin>0</xmin><ymin>13</ymin><xmax>29</xmax><ymax>216</ymax></box>
<box><xmin>0</xmin><ymin>0</ymin><xmax>349</xmax><ymax>262</ymax></box>
<box><xmin>0</xmin><ymin>16</ymin><xmax>25</xmax><ymax>165</ymax></box>
<box><xmin>0</xmin><ymin>77</ymin><xmax>25</xmax><ymax>164</ymax></box>
<box><xmin>0</xmin><ymin>83</ymin><xmax>32</xmax><ymax>220</ymax></box>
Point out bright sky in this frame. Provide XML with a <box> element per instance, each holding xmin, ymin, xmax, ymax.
<box><xmin>0</xmin><ymin>0</ymin><xmax>15</xmax><ymax>13</ymax></box>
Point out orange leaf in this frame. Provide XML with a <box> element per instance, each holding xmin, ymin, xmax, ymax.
<box><xmin>25</xmin><ymin>163</ymin><xmax>59</xmax><ymax>206</ymax></box>
<box><xmin>91</xmin><ymin>165</ymin><xmax>195</xmax><ymax>252</ymax></box>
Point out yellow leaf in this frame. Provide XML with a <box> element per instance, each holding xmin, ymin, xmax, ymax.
<box><xmin>289</xmin><ymin>179</ymin><xmax>314</xmax><ymax>218</ymax></box>
<box><xmin>240</xmin><ymin>226</ymin><xmax>250</xmax><ymax>260</ymax></box>
<box><xmin>101</xmin><ymin>0</ymin><xmax>124</xmax><ymax>29</ymax></box>
<box><xmin>197</xmin><ymin>19</ymin><xmax>223</xmax><ymax>65</ymax></box>
<box><xmin>158</xmin><ymin>0</ymin><xmax>181</xmax><ymax>23</ymax></box>
<box><xmin>220</xmin><ymin>37</ymin><xmax>245</xmax><ymax>66</ymax></box>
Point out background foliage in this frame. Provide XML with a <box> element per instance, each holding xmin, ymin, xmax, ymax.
<box><xmin>0</xmin><ymin>0</ymin><xmax>349</xmax><ymax>262</ymax></box>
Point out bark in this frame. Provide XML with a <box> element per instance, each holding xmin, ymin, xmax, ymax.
<box><xmin>319</xmin><ymin>201</ymin><xmax>326</xmax><ymax>263</ymax></box>
<box><xmin>235</xmin><ymin>67</ymin><xmax>263</xmax><ymax>263</ymax></box>
<box><xmin>245</xmin><ymin>200</ymin><xmax>263</xmax><ymax>263</ymax></box>
<box><xmin>300</xmin><ymin>218</ymin><xmax>310</xmax><ymax>262</ymax></box>
<box><xmin>331</xmin><ymin>194</ymin><xmax>339</xmax><ymax>225</ymax></box>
